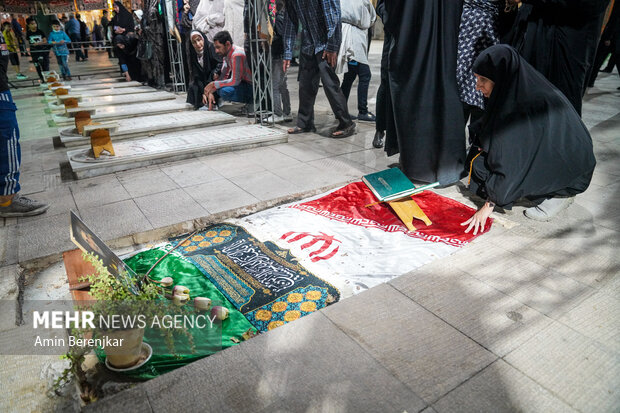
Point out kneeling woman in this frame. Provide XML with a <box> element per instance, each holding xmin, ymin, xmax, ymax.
<box><xmin>462</xmin><ymin>45</ymin><xmax>596</xmax><ymax>234</ymax></box>
<box><xmin>186</xmin><ymin>30</ymin><xmax>220</xmax><ymax>110</ymax></box>
<box><xmin>113</xmin><ymin>34</ymin><xmax>143</xmax><ymax>82</ymax></box>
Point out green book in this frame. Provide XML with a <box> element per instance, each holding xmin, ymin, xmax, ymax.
<box><xmin>362</xmin><ymin>168</ymin><xmax>440</xmax><ymax>202</ymax></box>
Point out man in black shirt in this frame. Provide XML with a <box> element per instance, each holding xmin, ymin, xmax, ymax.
<box><xmin>0</xmin><ymin>30</ymin><xmax>49</xmax><ymax>217</ymax></box>
<box><xmin>26</xmin><ymin>17</ymin><xmax>50</xmax><ymax>82</ymax></box>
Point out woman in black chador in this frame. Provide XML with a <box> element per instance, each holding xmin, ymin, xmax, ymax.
<box><xmin>462</xmin><ymin>45</ymin><xmax>596</xmax><ymax>234</ymax></box>
<box><xmin>384</xmin><ymin>0</ymin><xmax>466</xmax><ymax>186</ymax></box>
<box><xmin>113</xmin><ymin>34</ymin><xmax>142</xmax><ymax>82</ymax></box>
<box><xmin>186</xmin><ymin>30</ymin><xmax>220</xmax><ymax>110</ymax></box>
<box><xmin>505</xmin><ymin>0</ymin><xmax>609</xmax><ymax>116</ymax></box>
<box><xmin>110</xmin><ymin>1</ymin><xmax>135</xmax><ymax>41</ymax></box>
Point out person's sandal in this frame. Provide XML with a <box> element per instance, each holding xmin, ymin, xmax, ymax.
<box><xmin>331</xmin><ymin>123</ymin><xmax>356</xmax><ymax>139</ymax></box>
<box><xmin>288</xmin><ymin>126</ymin><xmax>316</xmax><ymax>134</ymax></box>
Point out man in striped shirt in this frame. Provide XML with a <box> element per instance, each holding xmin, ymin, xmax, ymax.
<box><xmin>204</xmin><ymin>30</ymin><xmax>253</xmax><ymax>113</ymax></box>
<box><xmin>0</xmin><ymin>30</ymin><xmax>49</xmax><ymax>218</ymax></box>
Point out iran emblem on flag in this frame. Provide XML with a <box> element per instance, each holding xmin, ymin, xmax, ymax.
<box><xmin>233</xmin><ymin>182</ymin><xmax>491</xmax><ymax>298</ymax></box>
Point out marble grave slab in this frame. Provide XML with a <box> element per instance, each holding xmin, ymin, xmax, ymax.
<box><xmin>39</xmin><ymin>77</ymin><xmax>124</xmax><ymax>90</ymax></box>
<box><xmin>46</xmin><ymin>86</ymin><xmax>159</xmax><ymax>104</ymax></box>
<box><xmin>47</xmin><ymin>91</ymin><xmax>176</xmax><ymax>113</ymax></box>
<box><xmin>68</xmin><ymin>125</ymin><xmax>288</xmax><ymax>179</ymax></box>
<box><xmin>59</xmin><ymin>110</ymin><xmax>237</xmax><ymax>146</ymax></box>
<box><xmin>52</xmin><ymin>100</ymin><xmax>193</xmax><ymax>126</ymax></box>
<box><xmin>43</xmin><ymin>81</ymin><xmax>143</xmax><ymax>97</ymax></box>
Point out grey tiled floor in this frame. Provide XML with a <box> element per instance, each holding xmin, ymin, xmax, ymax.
<box><xmin>1</xmin><ymin>47</ymin><xmax>619</xmax><ymax>412</ymax></box>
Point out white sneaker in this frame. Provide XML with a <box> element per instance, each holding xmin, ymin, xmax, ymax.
<box><xmin>265</xmin><ymin>115</ymin><xmax>285</xmax><ymax>123</ymax></box>
<box><xmin>524</xmin><ymin>197</ymin><xmax>574</xmax><ymax>221</ymax></box>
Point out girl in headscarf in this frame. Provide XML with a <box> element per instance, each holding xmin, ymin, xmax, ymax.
<box><xmin>113</xmin><ymin>34</ymin><xmax>142</xmax><ymax>82</ymax></box>
<box><xmin>110</xmin><ymin>1</ymin><xmax>135</xmax><ymax>40</ymax></box>
<box><xmin>462</xmin><ymin>44</ymin><xmax>596</xmax><ymax>234</ymax></box>
<box><xmin>186</xmin><ymin>30</ymin><xmax>221</xmax><ymax>109</ymax></box>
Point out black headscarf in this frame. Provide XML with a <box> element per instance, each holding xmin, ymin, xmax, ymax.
<box><xmin>470</xmin><ymin>44</ymin><xmax>595</xmax><ymax>206</ymax></box>
<box><xmin>111</xmin><ymin>1</ymin><xmax>135</xmax><ymax>34</ymax></box>
<box><xmin>113</xmin><ymin>34</ymin><xmax>138</xmax><ymax>54</ymax></box>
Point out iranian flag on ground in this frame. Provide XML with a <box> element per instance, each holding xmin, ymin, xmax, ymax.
<box><xmin>232</xmin><ymin>182</ymin><xmax>492</xmax><ymax>298</ymax></box>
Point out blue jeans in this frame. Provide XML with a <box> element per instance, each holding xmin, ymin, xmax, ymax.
<box><xmin>0</xmin><ymin>91</ymin><xmax>21</xmax><ymax>196</ymax></box>
<box><xmin>217</xmin><ymin>82</ymin><xmax>253</xmax><ymax>104</ymax></box>
<box><xmin>56</xmin><ymin>55</ymin><xmax>71</xmax><ymax>77</ymax></box>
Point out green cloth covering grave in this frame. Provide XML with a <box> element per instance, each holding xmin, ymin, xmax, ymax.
<box><xmin>96</xmin><ymin>247</ymin><xmax>256</xmax><ymax>379</ymax></box>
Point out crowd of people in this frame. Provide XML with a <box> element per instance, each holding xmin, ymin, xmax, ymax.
<box><xmin>1</xmin><ymin>0</ymin><xmax>619</xmax><ymax>225</ymax></box>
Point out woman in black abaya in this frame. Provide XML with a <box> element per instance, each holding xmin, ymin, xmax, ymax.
<box><xmin>186</xmin><ymin>30</ymin><xmax>221</xmax><ymax>110</ymax></box>
<box><xmin>113</xmin><ymin>34</ymin><xmax>142</xmax><ymax>82</ymax></box>
<box><xmin>462</xmin><ymin>45</ymin><xmax>596</xmax><ymax>234</ymax></box>
<box><xmin>384</xmin><ymin>0</ymin><xmax>466</xmax><ymax>186</ymax></box>
<box><xmin>505</xmin><ymin>0</ymin><xmax>609</xmax><ymax>116</ymax></box>
<box><xmin>110</xmin><ymin>1</ymin><xmax>135</xmax><ymax>41</ymax></box>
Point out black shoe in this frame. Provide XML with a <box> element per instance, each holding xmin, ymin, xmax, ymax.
<box><xmin>357</xmin><ymin>112</ymin><xmax>376</xmax><ymax>122</ymax></box>
<box><xmin>372</xmin><ymin>130</ymin><xmax>385</xmax><ymax>148</ymax></box>
<box><xmin>601</xmin><ymin>68</ymin><xmax>613</xmax><ymax>73</ymax></box>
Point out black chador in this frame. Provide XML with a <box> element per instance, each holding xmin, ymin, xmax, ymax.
<box><xmin>113</xmin><ymin>34</ymin><xmax>143</xmax><ymax>82</ymax></box>
<box><xmin>186</xmin><ymin>31</ymin><xmax>221</xmax><ymax>110</ymax></box>
<box><xmin>507</xmin><ymin>0</ymin><xmax>609</xmax><ymax>115</ymax></box>
<box><xmin>384</xmin><ymin>0</ymin><xmax>466</xmax><ymax>186</ymax></box>
<box><xmin>468</xmin><ymin>45</ymin><xmax>595</xmax><ymax>207</ymax></box>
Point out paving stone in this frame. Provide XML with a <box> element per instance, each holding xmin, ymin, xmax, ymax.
<box><xmin>118</xmin><ymin>169</ymin><xmax>179</xmax><ymax>198</ymax></box>
<box><xmin>78</xmin><ymin>199</ymin><xmax>153</xmax><ymax>242</ymax></box>
<box><xmin>339</xmin><ymin>148</ymin><xmax>399</xmax><ymax>171</ymax></box>
<box><xmin>160</xmin><ymin>159</ymin><xmax>224</xmax><ymax>187</ymax></box>
<box><xmin>310</xmin><ymin>156</ymin><xmax>376</xmax><ymax>177</ymax></box>
<box><xmin>235</xmin><ymin>146</ymin><xmax>301</xmax><ymax>170</ymax></box>
<box><xmin>0</xmin><ymin>265</ymin><xmax>20</xmax><ymax>331</ymax></box>
<box><xmin>248</xmin><ymin>311</ymin><xmax>426</xmax><ymax>412</ymax></box>
<box><xmin>558</xmin><ymin>291</ymin><xmax>619</xmax><ymax>352</ymax></box>
<box><xmin>144</xmin><ymin>337</ymin><xmax>276</xmax><ymax>412</ymax></box>
<box><xmin>270</xmin><ymin>163</ymin><xmax>349</xmax><ymax>191</ymax></box>
<box><xmin>433</xmin><ymin>360</ymin><xmax>577</xmax><ymax>413</ymax></box>
<box><xmin>134</xmin><ymin>188</ymin><xmax>208</xmax><ymax>228</ymax></box>
<box><xmin>70</xmin><ymin>176</ymin><xmax>133</xmax><ymax>209</ymax></box>
<box><xmin>185</xmin><ymin>179</ymin><xmax>260</xmax><ymax>214</ymax></box>
<box><xmin>310</xmin><ymin>138</ymin><xmax>362</xmax><ymax>156</ymax></box>
<box><xmin>200</xmin><ymin>152</ymin><xmax>266</xmax><ymax>178</ymax></box>
<box><xmin>508</xmin><ymin>224</ymin><xmax>619</xmax><ymax>291</ymax></box>
<box><xmin>17</xmin><ymin>213</ymin><xmax>75</xmax><ymax>262</ymax></box>
<box><xmin>271</xmin><ymin>141</ymin><xmax>331</xmax><ymax>162</ymax></box>
<box><xmin>17</xmin><ymin>172</ymin><xmax>46</xmax><ymax>195</ymax></box>
<box><xmin>17</xmin><ymin>186</ymin><xmax>76</xmax><ymax>224</ymax></box>
<box><xmin>0</xmin><ymin>354</ymin><xmax>74</xmax><ymax>413</ymax></box>
<box><xmin>338</xmin><ymin>129</ymin><xmax>379</xmax><ymax>149</ymax></box>
<box><xmin>85</xmin><ymin>385</ymin><xmax>152</xmax><ymax>413</ymax></box>
<box><xmin>504</xmin><ymin>321</ymin><xmax>620</xmax><ymax>412</ymax></box>
<box><xmin>230</xmin><ymin>170</ymin><xmax>299</xmax><ymax>201</ymax></box>
<box><xmin>322</xmin><ymin>283</ymin><xmax>496</xmax><ymax>403</ymax></box>
<box><xmin>391</xmin><ymin>268</ymin><xmax>552</xmax><ymax>356</ymax></box>
<box><xmin>455</xmin><ymin>246</ymin><xmax>595</xmax><ymax>318</ymax></box>
<box><xmin>0</xmin><ymin>226</ymin><xmax>18</xmax><ymax>266</ymax></box>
